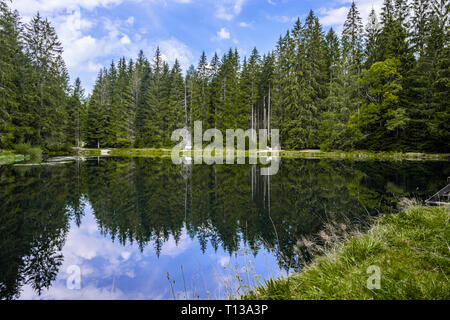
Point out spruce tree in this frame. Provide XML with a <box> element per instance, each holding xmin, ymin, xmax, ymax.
<box><xmin>0</xmin><ymin>1</ymin><xmax>20</xmax><ymax>148</ymax></box>
<box><xmin>191</xmin><ymin>52</ymin><xmax>210</xmax><ymax>127</ymax></box>
<box><xmin>142</xmin><ymin>47</ymin><xmax>165</xmax><ymax>146</ymax></box>
<box><xmin>23</xmin><ymin>12</ymin><xmax>69</xmax><ymax>149</ymax></box>
<box><xmin>167</xmin><ymin>59</ymin><xmax>185</xmax><ymax>144</ymax></box>
<box><xmin>208</xmin><ymin>53</ymin><xmax>221</xmax><ymax>129</ymax></box>
<box><xmin>239</xmin><ymin>47</ymin><xmax>261</xmax><ymax>134</ymax></box>
<box><xmin>342</xmin><ymin>1</ymin><xmax>364</xmax><ymax>75</ymax></box>
<box><xmin>411</xmin><ymin>0</ymin><xmax>432</xmax><ymax>56</ymax></box>
<box><xmin>364</xmin><ymin>8</ymin><xmax>382</xmax><ymax>69</ymax></box>
<box><xmin>66</xmin><ymin>77</ymin><xmax>86</xmax><ymax>147</ymax></box>
<box><xmin>87</xmin><ymin>69</ymin><xmax>109</xmax><ymax>148</ymax></box>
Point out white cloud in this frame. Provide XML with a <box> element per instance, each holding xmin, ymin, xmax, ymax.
<box><xmin>157</xmin><ymin>38</ymin><xmax>194</xmax><ymax>72</ymax></box>
<box><xmin>217</xmin><ymin>27</ymin><xmax>231</xmax><ymax>40</ymax></box>
<box><xmin>157</xmin><ymin>229</ymin><xmax>194</xmax><ymax>257</ymax></box>
<box><xmin>10</xmin><ymin>0</ymin><xmax>195</xmax><ymax>92</ymax></box>
<box><xmin>125</xmin><ymin>16</ymin><xmax>135</xmax><ymax>25</ymax></box>
<box><xmin>215</xmin><ymin>0</ymin><xmax>246</xmax><ymax>21</ymax></box>
<box><xmin>120</xmin><ymin>34</ymin><xmax>131</xmax><ymax>44</ymax></box>
<box><xmin>238</xmin><ymin>21</ymin><xmax>252</xmax><ymax>27</ymax></box>
<box><xmin>267</xmin><ymin>15</ymin><xmax>298</xmax><ymax>23</ymax></box>
<box><xmin>318</xmin><ymin>0</ymin><xmax>384</xmax><ymax>31</ymax></box>
<box><xmin>11</xmin><ymin>0</ymin><xmax>125</xmax><ymax>16</ymax></box>
<box><xmin>318</xmin><ymin>6</ymin><xmax>350</xmax><ymax>27</ymax></box>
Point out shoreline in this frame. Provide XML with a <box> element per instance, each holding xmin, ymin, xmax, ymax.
<box><xmin>75</xmin><ymin>148</ymin><xmax>449</xmax><ymax>161</ymax></box>
<box><xmin>0</xmin><ymin>151</ymin><xmax>28</xmax><ymax>165</ymax></box>
<box><xmin>2</xmin><ymin>148</ymin><xmax>448</xmax><ymax>165</ymax></box>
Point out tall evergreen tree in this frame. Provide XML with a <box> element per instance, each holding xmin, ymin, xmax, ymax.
<box><xmin>167</xmin><ymin>59</ymin><xmax>185</xmax><ymax>144</ymax></box>
<box><xmin>191</xmin><ymin>52</ymin><xmax>211</xmax><ymax>127</ymax></box>
<box><xmin>142</xmin><ymin>47</ymin><xmax>165</xmax><ymax>146</ymax></box>
<box><xmin>364</xmin><ymin>8</ymin><xmax>381</xmax><ymax>69</ymax></box>
<box><xmin>66</xmin><ymin>78</ymin><xmax>86</xmax><ymax>147</ymax></box>
<box><xmin>87</xmin><ymin>69</ymin><xmax>109</xmax><ymax>148</ymax></box>
<box><xmin>411</xmin><ymin>0</ymin><xmax>432</xmax><ymax>56</ymax></box>
<box><xmin>23</xmin><ymin>12</ymin><xmax>69</xmax><ymax>149</ymax></box>
<box><xmin>342</xmin><ymin>1</ymin><xmax>364</xmax><ymax>75</ymax></box>
<box><xmin>0</xmin><ymin>1</ymin><xmax>20</xmax><ymax>148</ymax></box>
<box><xmin>239</xmin><ymin>47</ymin><xmax>261</xmax><ymax>134</ymax></box>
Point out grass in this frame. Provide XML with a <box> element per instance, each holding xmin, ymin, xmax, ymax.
<box><xmin>109</xmin><ymin>148</ymin><xmax>172</xmax><ymax>157</ymax></box>
<box><xmin>76</xmin><ymin>148</ymin><xmax>449</xmax><ymax>161</ymax></box>
<box><xmin>0</xmin><ymin>144</ymin><xmax>44</xmax><ymax>165</ymax></box>
<box><xmin>243</xmin><ymin>204</ymin><xmax>450</xmax><ymax>300</ymax></box>
<box><xmin>279</xmin><ymin>150</ymin><xmax>449</xmax><ymax>161</ymax></box>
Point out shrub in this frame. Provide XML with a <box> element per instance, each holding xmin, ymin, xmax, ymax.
<box><xmin>13</xmin><ymin>143</ymin><xmax>42</xmax><ymax>162</ymax></box>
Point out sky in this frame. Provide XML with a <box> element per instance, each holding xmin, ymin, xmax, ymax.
<box><xmin>10</xmin><ymin>0</ymin><xmax>384</xmax><ymax>93</ymax></box>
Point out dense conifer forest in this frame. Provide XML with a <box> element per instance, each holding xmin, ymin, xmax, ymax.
<box><xmin>0</xmin><ymin>0</ymin><xmax>448</xmax><ymax>152</ymax></box>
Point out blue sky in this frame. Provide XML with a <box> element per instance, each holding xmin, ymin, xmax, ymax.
<box><xmin>11</xmin><ymin>0</ymin><xmax>384</xmax><ymax>93</ymax></box>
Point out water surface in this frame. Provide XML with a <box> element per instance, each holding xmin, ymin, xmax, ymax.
<box><xmin>0</xmin><ymin>157</ymin><xmax>448</xmax><ymax>299</ymax></box>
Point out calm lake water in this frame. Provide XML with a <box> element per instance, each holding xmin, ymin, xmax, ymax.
<box><xmin>0</xmin><ymin>157</ymin><xmax>448</xmax><ymax>300</ymax></box>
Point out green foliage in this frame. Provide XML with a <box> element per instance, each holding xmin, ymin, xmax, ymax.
<box><xmin>357</xmin><ymin>58</ymin><xmax>405</xmax><ymax>150</ymax></box>
<box><xmin>13</xmin><ymin>143</ymin><xmax>42</xmax><ymax>161</ymax></box>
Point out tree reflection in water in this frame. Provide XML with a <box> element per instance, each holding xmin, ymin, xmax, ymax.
<box><xmin>0</xmin><ymin>157</ymin><xmax>448</xmax><ymax>299</ymax></box>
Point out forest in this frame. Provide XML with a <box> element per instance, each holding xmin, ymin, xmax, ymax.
<box><xmin>0</xmin><ymin>0</ymin><xmax>449</xmax><ymax>153</ymax></box>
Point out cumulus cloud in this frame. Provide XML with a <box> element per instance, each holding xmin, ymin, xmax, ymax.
<box><xmin>215</xmin><ymin>0</ymin><xmax>246</xmax><ymax>21</ymax></box>
<box><xmin>17</xmin><ymin>201</ymin><xmax>194</xmax><ymax>299</ymax></box>
<box><xmin>217</xmin><ymin>27</ymin><xmax>231</xmax><ymax>40</ymax></box>
<box><xmin>11</xmin><ymin>0</ymin><xmax>125</xmax><ymax>16</ymax></box>
<box><xmin>238</xmin><ymin>21</ymin><xmax>252</xmax><ymax>27</ymax></box>
<box><xmin>125</xmin><ymin>16</ymin><xmax>135</xmax><ymax>25</ymax></box>
<box><xmin>318</xmin><ymin>0</ymin><xmax>384</xmax><ymax>31</ymax></box>
<box><xmin>157</xmin><ymin>228</ymin><xmax>194</xmax><ymax>257</ymax></box>
<box><xmin>10</xmin><ymin>0</ymin><xmax>195</xmax><ymax>92</ymax></box>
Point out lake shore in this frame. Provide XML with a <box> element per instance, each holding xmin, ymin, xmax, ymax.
<box><xmin>0</xmin><ymin>150</ymin><xmax>28</xmax><ymax>165</ymax></box>
<box><xmin>242</xmin><ymin>204</ymin><xmax>450</xmax><ymax>300</ymax></box>
<box><xmin>2</xmin><ymin>148</ymin><xmax>448</xmax><ymax>162</ymax></box>
<box><xmin>73</xmin><ymin>148</ymin><xmax>449</xmax><ymax>161</ymax></box>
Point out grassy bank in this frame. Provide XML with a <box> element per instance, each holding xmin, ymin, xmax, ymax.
<box><xmin>76</xmin><ymin>148</ymin><xmax>449</xmax><ymax>161</ymax></box>
<box><xmin>279</xmin><ymin>150</ymin><xmax>449</xmax><ymax>161</ymax></box>
<box><xmin>243</xmin><ymin>205</ymin><xmax>450</xmax><ymax>300</ymax></box>
<box><xmin>0</xmin><ymin>150</ymin><xmax>29</xmax><ymax>165</ymax></box>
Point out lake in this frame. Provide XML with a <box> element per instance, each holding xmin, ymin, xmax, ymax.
<box><xmin>0</xmin><ymin>157</ymin><xmax>448</xmax><ymax>300</ymax></box>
